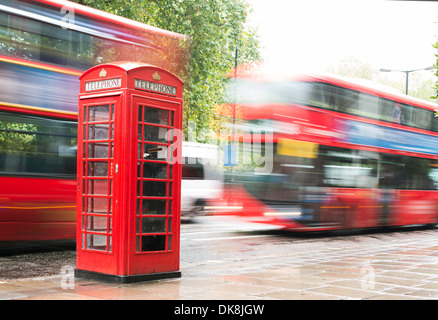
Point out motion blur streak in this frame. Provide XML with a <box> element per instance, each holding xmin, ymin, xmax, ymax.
<box><xmin>212</xmin><ymin>62</ymin><xmax>438</xmax><ymax>232</ymax></box>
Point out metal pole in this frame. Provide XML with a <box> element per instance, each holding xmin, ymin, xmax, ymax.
<box><xmin>230</xmin><ymin>48</ymin><xmax>238</xmax><ymax>182</ymax></box>
<box><xmin>405</xmin><ymin>71</ymin><xmax>409</xmax><ymax>95</ymax></box>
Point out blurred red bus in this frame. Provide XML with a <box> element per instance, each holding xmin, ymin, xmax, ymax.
<box><xmin>0</xmin><ymin>0</ymin><xmax>188</xmax><ymax>241</ymax></box>
<box><xmin>215</xmin><ymin>64</ymin><xmax>438</xmax><ymax>232</ymax></box>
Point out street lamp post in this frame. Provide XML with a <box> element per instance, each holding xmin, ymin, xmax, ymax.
<box><xmin>379</xmin><ymin>66</ymin><xmax>434</xmax><ymax>95</ymax></box>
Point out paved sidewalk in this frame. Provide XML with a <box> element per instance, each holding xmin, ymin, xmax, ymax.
<box><xmin>1</xmin><ymin>229</ymin><xmax>438</xmax><ymax>300</ymax></box>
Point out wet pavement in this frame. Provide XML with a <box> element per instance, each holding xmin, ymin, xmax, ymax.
<box><xmin>1</xmin><ymin>225</ymin><xmax>438</xmax><ymax>300</ymax></box>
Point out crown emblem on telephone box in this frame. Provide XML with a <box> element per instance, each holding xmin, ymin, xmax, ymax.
<box><xmin>152</xmin><ymin>71</ymin><xmax>161</xmax><ymax>81</ymax></box>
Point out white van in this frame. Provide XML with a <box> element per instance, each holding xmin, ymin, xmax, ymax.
<box><xmin>181</xmin><ymin>142</ymin><xmax>223</xmax><ymax>217</ymax></box>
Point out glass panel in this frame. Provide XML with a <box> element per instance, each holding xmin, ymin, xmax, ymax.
<box><xmin>144</xmin><ymin>107</ymin><xmax>169</xmax><ymax>125</ymax></box>
<box><xmin>87</xmin><ymin>162</ymin><xmax>108</xmax><ymax>176</ymax></box>
<box><xmin>141</xmin><ymin>235</ymin><xmax>166</xmax><ymax>252</ymax></box>
<box><xmin>87</xmin><ymin>179</ymin><xmax>108</xmax><ymax>195</ymax></box>
<box><xmin>142</xmin><ymin>162</ymin><xmax>168</xmax><ymax>179</ymax></box>
<box><xmin>168</xmin><ymin>217</ymin><xmax>172</xmax><ymax>232</ymax></box>
<box><xmin>86</xmin><ymin>234</ymin><xmax>107</xmax><ymax>251</ymax></box>
<box><xmin>138</xmin><ymin>124</ymin><xmax>142</xmax><ymax>141</ymax></box>
<box><xmin>143</xmin><ymin>181</ymin><xmax>167</xmax><ymax>196</ymax></box>
<box><xmin>88</xmin><ymin>105</ymin><xmax>109</xmax><ymax>122</ymax></box>
<box><xmin>87</xmin><ymin>197</ymin><xmax>108</xmax><ymax>213</ymax></box>
<box><xmin>170</xmin><ymin>111</ymin><xmax>175</xmax><ymax>127</ymax></box>
<box><xmin>143</xmin><ymin>144</ymin><xmax>168</xmax><ymax>161</ymax></box>
<box><xmin>143</xmin><ymin>125</ymin><xmax>168</xmax><ymax>143</ymax></box>
<box><xmin>141</xmin><ymin>199</ymin><xmax>167</xmax><ymax>215</ymax></box>
<box><xmin>87</xmin><ymin>216</ymin><xmax>107</xmax><ymax>232</ymax></box>
<box><xmin>142</xmin><ymin>217</ymin><xmax>166</xmax><ymax>233</ymax></box>
<box><xmin>168</xmin><ymin>235</ymin><xmax>172</xmax><ymax>250</ymax></box>
<box><xmin>88</xmin><ymin>142</ymin><xmax>109</xmax><ymax>158</ymax></box>
<box><xmin>88</xmin><ymin>124</ymin><xmax>109</xmax><ymax>140</ymax></box>
<box><xmin>138</xmin><ymin>105</ymin><xmax>143</xmax><ymax>122</ymax></box>
<box><xmin>168</xmin><ymin>182</ymin><xmax>172</xmax><ymax>197</ymax></box>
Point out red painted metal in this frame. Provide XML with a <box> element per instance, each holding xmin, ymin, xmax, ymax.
<box><xmin>0</xmin><ymin>177</ymin><xmax>76</xmax><ymax>241</ymax></box>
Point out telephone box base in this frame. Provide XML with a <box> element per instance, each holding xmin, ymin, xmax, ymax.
<box><xmin>75</xmin><ymin>269</ymin><xmax>181</xmax><ymax>284</ymax></box>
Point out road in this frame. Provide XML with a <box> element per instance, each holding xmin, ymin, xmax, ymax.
<box><xmin>0</xmin><ymin>216</ymin><xmax>437</xmax><ymax>281</ymax></box>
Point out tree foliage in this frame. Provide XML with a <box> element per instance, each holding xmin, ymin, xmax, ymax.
<box><xmin>73</xmin><ymin>0</ymin><xmax>261</xmax><ymax>136</ymax></box>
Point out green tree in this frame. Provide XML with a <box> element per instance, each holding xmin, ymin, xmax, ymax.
<box><xmin>73</xmin><ymin>0</ymin><xmax>261</xmax><ymax>136</ymax></box>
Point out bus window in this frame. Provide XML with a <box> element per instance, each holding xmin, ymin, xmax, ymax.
<box><xmin>321</xmin><ymin>147</ymin><xmax>378</xmax><ymax>189</ymax></box>
<box><xmin>0</xmin><ymin>111</ymin><xmax>77</xmax><ymax>177</ymax></box>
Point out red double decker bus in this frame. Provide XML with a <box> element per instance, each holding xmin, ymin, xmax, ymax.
<box><xmin>0</xmin><ymin>0</ymin><xmax>187</xmax><ymax>241</ymax></box>
<box><xmin>217</xmin><ymin>64</ymin><xmax>438</xmax><ymax>232</ymax></box>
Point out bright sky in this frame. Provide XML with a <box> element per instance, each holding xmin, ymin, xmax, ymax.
<box><xmin>249</xmin><ymin>0</ymin><xmax>438</xmax><ymax>73</ymax></box>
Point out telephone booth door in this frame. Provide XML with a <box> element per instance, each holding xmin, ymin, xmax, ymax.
<box><xmin>130</xmin><ymin>96</ymin><xmax>181</xmax><ymax>275</ymax></box>
<box><xmin>77</xmin><ymin>96</ymin><xmax>120</xmax><ymax>274</ymax></box>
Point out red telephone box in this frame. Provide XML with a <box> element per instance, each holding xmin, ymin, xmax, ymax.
<box><xmin>75</xmin><ymin>62</ymin><xmax>183</xmax><ymax>283</ymax></box>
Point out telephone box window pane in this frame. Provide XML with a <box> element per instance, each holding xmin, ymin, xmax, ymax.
<box><xmin>88</xmin><ymin>142</ymin><xmax>109</xmax><ymax>158</ymax></box>
<box><xmin>168</xmin><ymin>217</ymin><xmax>172</xmax><ymax>232</ymax></box>
<box><xmin>168</xmin><ymin>235</ymin><xmax>172</xmax><ymax>250</ymax></box>
<box><xmin>87</xmin><ymin>162</ymin><xmax>108</xmax><ymax>176</ymax></box>
<box><xmin>88</xmin><ymin>124</ymin><xmax>109</xmax><ymax>140</ymax></box>
<box><xmin>143</xmin><ymin>125</ymin><xmax>168</xmax><ymax>143</ymax></box>
<box><xmin>143</xmin><ymin>144</ymin><xmax>168</xmax><ymax>161</ymax></box>
<box><xmin>142</xmin><ymin>217</ymin><xmax>166</xmax><ymax>233</ymax></box>
<box><xmin>87</xmin><ymin>179</ymin><xmax>108</xmax><ymax>195</ymax></box>
<box><xmin>87</xmin><ymin>197</ymin><xmax>107</xmax><ymax>213</ymax></box>
<box><xmin>143</xmin><ymin>162</ymin><xmax>168</xmax><ymax>179</ymax></box>
<box><xmin>138</xmin><ymin>124</ymin><xmax>142</xmax><ymax>141</ymax></box>
<box><xmin>141</xmin><ymin>235</ymin><xmax>166</xmax><ymax>252</ymax></box>
<box><xmin>141</xmin><ymin>199</ymin><xmax>167</xmax><ymax>215</ymax></box>
<box><xmin>168</xmin><ymin>182</ymin><xmax>172</xmax><ymax>197</ymax></box>
<box><xmin>144</xmin><ymin>107</ymin><xmax>169</xmax><ymax>125</ymax></box>
<box><xmin>170</xmin><ymin>111</ymin><xmax>175</xmax><ymax>127</ymax></box>
<box><xmin>87</xmin><ymin>216</ymin><xmax>107</xmax><ymax>232</ymax></box>
<box><xmin>88</xmin><ymin>105</ymin><xmax>109</xmax><ymax>122</ymax></box>
<box><xmin>142</xmin><ymin>181</ymin><xmax>166</xmax><ymax>197</ymax></box>
<box><xmin>87</xmin><ymin>234</ymin><xmax>107</xmax><ymax>251</ymax></box>
<box><xmin>143</xmin><ymin>181</ymin><xmax>166</xmax><ymax>197</ymax></box>
<box><xmin>138</xmin><ymin>105</ymin><xmax>143</xmax><ymax>122</ymax></box>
